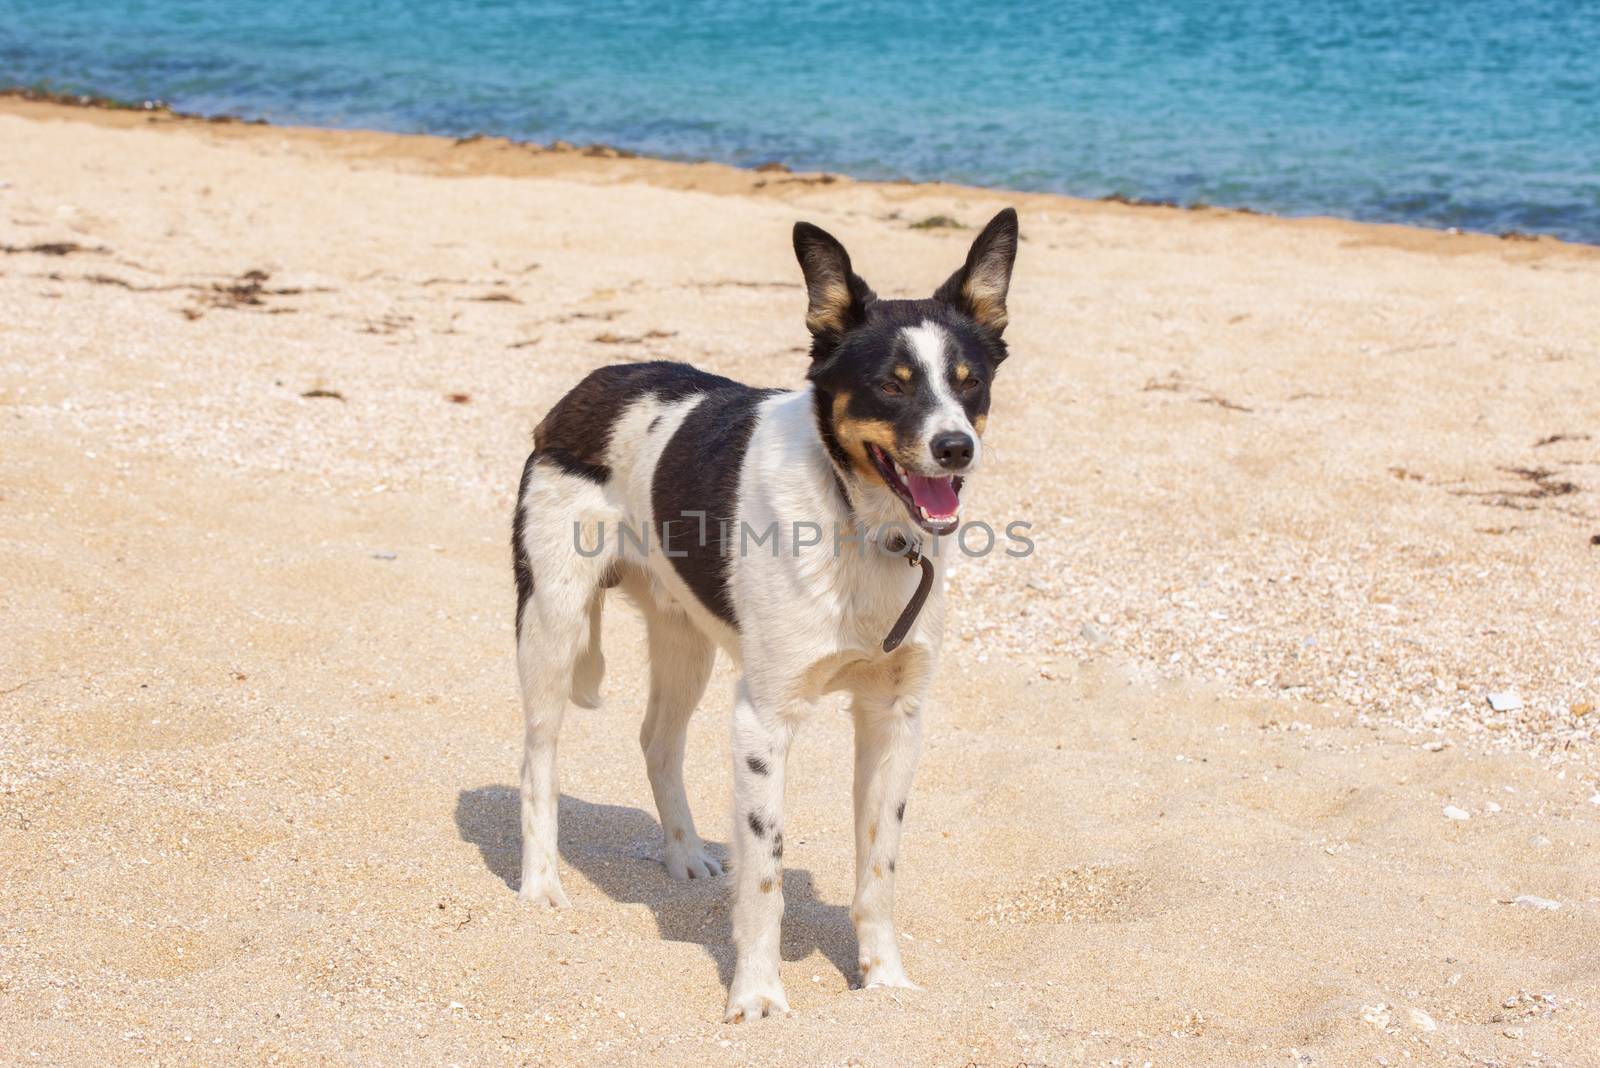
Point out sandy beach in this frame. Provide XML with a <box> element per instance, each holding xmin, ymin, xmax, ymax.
<box><xmin>2</xmin><ymin>100</ymin><xmax>1598</xmax><ymax>1066</ymax></box>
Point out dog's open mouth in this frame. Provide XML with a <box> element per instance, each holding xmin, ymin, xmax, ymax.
<box><xmin>869</xmin><ymin>444</ymin><xmax>963</xmax><ymax>535</ymax></box>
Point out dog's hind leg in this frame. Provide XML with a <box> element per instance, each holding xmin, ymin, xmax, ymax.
<box><xmin>633</xmin><ymin>590</ymin><xmax>719</xmax><ymax>880</ymax></box>
<box><xmin>512</xmin><ymin>459</ymin><xmax>618</xmax><ymax>907</ymax></box>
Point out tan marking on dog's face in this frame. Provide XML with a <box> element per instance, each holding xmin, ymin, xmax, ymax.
<box><xmin>955</xmin><ymin>363</ymin><xmax>970</xmax><ymax>382</ymax></box>
<box><xmin>893</xmin><ymin>364</ymin><xmax>913</xmax><ymax>382</ymax></box>
<box><xmin>831</xmin><ymin>390</ymin><xmax>899</xmax><ymax>482</ymax></box>
<box><xmin>974</xmin><ymin>413</ymin><xmax>987</xmax><ymax>436</ymax></box>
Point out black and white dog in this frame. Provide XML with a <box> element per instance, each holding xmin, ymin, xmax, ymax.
<box><xmin>510</xmin><ymin>208</ymin><xmax>1018</xmax><ymax>1021</ymax></box>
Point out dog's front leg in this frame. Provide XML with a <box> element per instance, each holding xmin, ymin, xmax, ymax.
<box><xmin>725</xmin><ymin>678</ymin><xmax>794</xmax><ymax>1022</ymax></box>
<box><xmin>849</xmin><ymin>683</ymin><xmax>925</xmax><ymax>989</ymax></box>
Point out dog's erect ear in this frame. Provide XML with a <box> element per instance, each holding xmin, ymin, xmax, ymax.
<box><xmin>934</xmin><ymin>207</ymin><xmax>1018</xmax><ymax>335</ymax></box>
<box><xmin>793</xmin><ymin>222</ymin><xmax>875</xmax><ymax>337</ymax></box>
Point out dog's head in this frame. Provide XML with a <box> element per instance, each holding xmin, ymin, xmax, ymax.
<box><xmin>795</xmin><ymin>208</ymin><xmax>1018</xmax><ymax>536</ymax></box>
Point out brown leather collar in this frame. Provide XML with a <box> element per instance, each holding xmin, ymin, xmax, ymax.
<box><xmin>881</xmin><ymin>533</ymin><xmax>935</xmax><ymax>653</ymax></box>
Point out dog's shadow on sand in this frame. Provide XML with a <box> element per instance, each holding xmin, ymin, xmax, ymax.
<box><xmin>454</xmin><ymin>786</ymin><xmax>857</xmax><ymax>990</ymax></box>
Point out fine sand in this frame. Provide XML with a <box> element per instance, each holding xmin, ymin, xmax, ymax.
<box><xmin>2</xmin><ymin>101</ymin><xmax>1598</xmax><ymax>1066</ymax></box>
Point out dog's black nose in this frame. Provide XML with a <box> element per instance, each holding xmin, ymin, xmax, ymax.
<box><xmin>930</xmin><ymin>431</ymin><xmax>974</xmax><ymax>470</ymax></box>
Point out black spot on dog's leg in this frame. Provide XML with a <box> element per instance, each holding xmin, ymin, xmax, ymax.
<box><xmin>888</xmin><ymin>858</ymin><xmax>895</xmax><ymax>873</ymax></box>
<box><xmin>746</xmin><ymin>755</ymin><xmax>769</xmax><ymax>776</ymax></box>
<box><xmin>747</xmin><ymin>812</ymin><xmax>765</xmax><ymax>837</ymax></box>
<box><xmin>771</xmin><ymin>832</ymin><xmax>783</xmax><ymax>861</ymax></box>
<box><xmin>895</xmin><ymin>801</ymin><xmax>905</xmax><ymax>823</ymax></box>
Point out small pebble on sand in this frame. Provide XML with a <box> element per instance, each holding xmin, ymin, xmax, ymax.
<box><xmin>1511</xmin><ymin>895</ymin><xmax>1561</xmax><ymax>910</ymax></box>
<box><xmin>1442</xmin><ymin>805</ymin><xmax>1470</xmax><ymax>821</ymax></box>
<box><xmin>1486</xmin><ymin>692</ymin><xmax>1522</xmax><ymax>712</ymax></box>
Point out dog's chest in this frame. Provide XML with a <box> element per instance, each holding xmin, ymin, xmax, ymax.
<box><xmin>841</xmin><ymin>552</ymin><xmax>929</xmax><ymax>645</ymax></box>
<box><xmin>781</xmin><ymin>545</ymin><xmax>941</xmax><ymax>662</ymax></box>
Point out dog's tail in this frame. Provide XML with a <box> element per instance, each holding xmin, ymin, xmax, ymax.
<box><xmin>568</xmin><ymin>578</ymin><xmax>608</xmax><ymax>709</ymax></box>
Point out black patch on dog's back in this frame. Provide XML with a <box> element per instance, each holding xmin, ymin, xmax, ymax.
<box><xmin>534</xmin><ymin>361</ymin><xmax>741</xmax><ymax>477</ymax></box>
<box><xmin>653</xmin><ymin>384</ymin><xmax>778</xmax><ymax>628</ymax></box>
<box><xmin>536</xmin><ymin>447</ymin><xmax>611</xmax><ymax>484</ymax></box>
<box><xmin>517</xmin><ymin>361</ymin><xmax>745</xmax><ymax>639</ymax></box>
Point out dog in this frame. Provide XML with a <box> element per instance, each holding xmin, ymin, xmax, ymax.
<box><xmin>510</xmin><ymin>207</ymin><xmax>1018</xmax><ymax>1021</ymax></box>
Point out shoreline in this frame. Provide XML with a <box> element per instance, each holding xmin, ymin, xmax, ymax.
<box><xmin>4</xmin><ymin>85</ymin><xmax>1596</xmax><ymax>260</ymax></box>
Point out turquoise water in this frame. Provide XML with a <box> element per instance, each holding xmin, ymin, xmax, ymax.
<box><xmin>4</xmin><ymin>2</ymin><xmax>1599</xmax><ymax>243</ymax></box>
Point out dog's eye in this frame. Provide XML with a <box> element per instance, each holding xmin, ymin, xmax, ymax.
<box><xmin>881</xmin><ymin>380</ymin><xmax>904</xmax><ymax>396</ymax></box>
<box><xmin>959</xmin><ymin>377</ymin><xmax>982</xmax><ymax>393</ymax></box>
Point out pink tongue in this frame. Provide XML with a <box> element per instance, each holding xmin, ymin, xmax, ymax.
<box><xmin>906</xmin><ymin>473</ymin><xmax>960</xmax><ymax>517</ymax></box>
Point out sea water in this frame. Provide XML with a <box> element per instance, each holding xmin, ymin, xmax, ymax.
<box><xmin>4</xmin><ymin>0</ymin><xmax>1598</xmax><ymax>242</ymax></box>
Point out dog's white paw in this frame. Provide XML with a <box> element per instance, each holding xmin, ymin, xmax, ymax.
<box><xmin>859</xmin><ymin>954</ymin><xmax>918</xmax><ymax>990</ymax></box>
<box><xmin>517</xmin><ymin>875</ymin><xmax>571</xmax><ymax>908</ymax></box>
<box><xmin>664</xmin><ymin>836</ymin><xmax>724</xmax><ymax>881</ymax></box>
<box><xmin>724</xmin><ymin>980</ymin><xmax>788</xmax><ymax>1024</ymax></box>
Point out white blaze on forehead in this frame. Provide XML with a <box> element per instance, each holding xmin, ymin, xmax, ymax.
<box><xmin>902</xmin><ymin>321</ymin><xmax>950</xmax><ymax>381</ymax></box>
<box><xmin>902</xmin><ymin>320</ymin><xmax>981</xmax><ymax>470</ymax></box>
